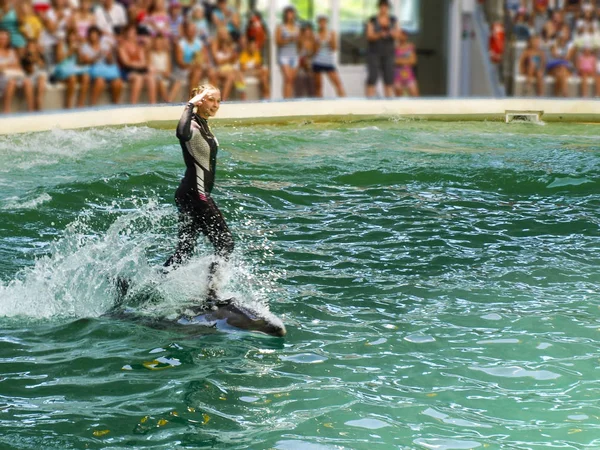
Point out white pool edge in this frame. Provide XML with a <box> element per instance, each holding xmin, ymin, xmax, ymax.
<box><xmin>1</xmin><ymin>98</ymin><xmax>599</xmax><ymax>135</ymax></box>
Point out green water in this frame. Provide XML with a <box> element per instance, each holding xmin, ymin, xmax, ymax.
<box><xmin>1</xmin><ymin>119</ymin><xmax>599</xmax><ymax>449</ymax></box>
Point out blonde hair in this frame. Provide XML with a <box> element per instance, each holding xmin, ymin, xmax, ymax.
<box><xmin>191</xmin><ymin>84</ymin><xmax>219</xmax><ymax>97</ymax></box>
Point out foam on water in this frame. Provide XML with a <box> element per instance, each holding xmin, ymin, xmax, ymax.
<box><xmin>0</xmin><ymin>196</ymin><xmax>276</xmax><ymax>322</ymax></box>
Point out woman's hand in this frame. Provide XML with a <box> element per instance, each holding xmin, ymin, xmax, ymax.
<box><xmin>189</xmin><ymin>88</ymin><xmax>217</xmax><ymax>106</ymax></box>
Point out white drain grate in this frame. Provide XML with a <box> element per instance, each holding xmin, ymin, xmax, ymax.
<box><xmin>505</xmin><ymin>110</ymin><xmax>544</xmax><ymax>124</ymax></box>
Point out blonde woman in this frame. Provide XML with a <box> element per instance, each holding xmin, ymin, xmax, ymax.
<box><xmin>164</xmin><ymin>85</ymin><xmax>234</xmax><ymax>302</ymax></box>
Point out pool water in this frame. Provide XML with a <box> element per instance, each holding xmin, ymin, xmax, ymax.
<box><xmin>1</xmin><ymin>120</ymin><xmax>599</xmax><ymax>449</ymax></box>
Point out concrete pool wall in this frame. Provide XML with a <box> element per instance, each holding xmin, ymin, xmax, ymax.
<box><xmin>0</xmin><ymin>98</ymin><xmax>599</xmax><ymax>135</ymax></box>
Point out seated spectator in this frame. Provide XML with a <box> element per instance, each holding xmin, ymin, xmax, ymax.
<box><xmin>211</xmin><ymin>25</ymin><xmax>243</xmax><ymax>100</ymax></box>
<box><xmin>145</xmin><ymin>0</ymin><xmax>171</xmax><ymax>38</ymax></box>
<box><xmin>532</xmin><ymin>0</ymin><xmax>550</xmax><ymax>35</ymax></box>
<box><xmin>174</xmin><ymin>21</ymin><xmax>212</xmax><ymax>96</ymax></box>
<box><xmin>80</xmin><ymin>25</ymin><xmax>122</xmax><ymax>105</ymax></box>
<box><xmin>239</xmin><ymin>36</ymin><xmax>269</xmax><ymax>99</ymax></box>
<box><xmin>246</xmin><ymin>10</ymin><xmax>266</xmax><ymax>53</ymax></box>
<box><xmin>21</xmin><ymin>38</ymin><xmax>47</xmax><ymax>110</ymax></box>
<box><xmin>212</xmin><ymin>0</ymin><xmax>241</xmax><ymax>41</ymax></box>
<box><xmin>0</xmin><ymin>0</ymin><xmax>27</xmax><ymax>56</ymax></box>
<box><xmin>546</xmin><ymin>24</ymin><xmax>573</xmax><ymax>97</ymax></box>
<box><xmin>512</xmin><ymin>7</ymin><xmax>532</xmax><ymax>41</ymax></box>
<box><xmin>313</xmin><ymin>15</ymin><xmax>346</xmax><ymax>98</ymax></box>
<box><xmin>52</xmin><ymin>28</ymin><xmax>90</xmax><ymax>108</ymax></box>
<box><xmin>563</xmin><ymin>0</ymin><xmax>582</xmax><ymax>29</ymax></box>
<box><xmin>117</xmin><ymin>24</ymin><xmax>157</xmax><ymax>104</ymax></box>
<box><xmin>394</xmin><ymin>29</ymin><xmax>418</xmax><ymax>97</ymax></box>
<box><xmin>128</xmin><ymin>0</ymin><xmax>152</xmax><ymax>35</ymax></box>
<box><xmin>149</xmin><ymin>33</ymin><xmax>181</xmax><ymax>102</ymax></box>
<box><xmin>168</xmin><ymin>1</ymin><xmax>184</xmax><ymax>39</ymax></box>
<box><xmin>17</xmin><ymin>2</ymin><xmax>44</xmax><ymax>43</ymax></box>
<box><xmin>95</xmin><ymin>0</ymin><xmax>128</xmax><ymax>43</ymax></box>
<box><xmin>38</xmin><ymin>0</ymin><xmax>73</xmax><ymax>68</ymax></box>
<box><xmin>0</xmin><ymin>29</ymin><xmax>31</xmax><ymax>113</ymax></box>
<box><xmin>519</xmin><ymin>35</ymin><xmax>545</xmax><ymax>96</ymax></box>
<box><xmin>70</xmin><ymin>0</ymin><xmax>96</xmax><ymax>40</ymax></box>
<box><xmin>187</xmin><ymin>4</ymin><xmax>209</xmax><ymax>42</ymax></box>
<box><xmin>575</xmin><ymin>43</ymin><xmax>597</xmax><ymax>97</ymax></box>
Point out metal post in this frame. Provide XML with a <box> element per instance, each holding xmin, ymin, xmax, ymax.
<box><xmin>269</xmin><ymin>0</ymin><xmax>280</xmax><ymax>100</ymax></box>
<box><xmin>447</xmin><ymin>0</ymin><xmax>462</xmax><ymax>97</ymax></box>
<box><xmin>331</xmin><ymin>0</ymin><xmax>340</xmax><ymax>67</ymax></box>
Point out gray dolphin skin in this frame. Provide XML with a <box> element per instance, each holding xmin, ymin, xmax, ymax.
<box><xmin>108</xmin><ymin>278</ymin><xmax>286</xmax><ymax>337</ymax></box>
<box><xmin>176</xmin><ymin>300</ymin><xmax>287</xmax><ymax>337</ymax></box>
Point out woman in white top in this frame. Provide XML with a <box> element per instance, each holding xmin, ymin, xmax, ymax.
<box><xmin>312</xmin><ymin>15</ymin><xmax>345</xmax><ymax>98</ymax></box>
<box><xmin>275</xmin><ymin>6</ymin><xmax>299</xmax><ymax>98</ymax></box>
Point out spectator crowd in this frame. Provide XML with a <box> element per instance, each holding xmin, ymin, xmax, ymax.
<box><xmin>507</xmin><ymin>0</ymin><xmax>600</xmax><ymax>96</ymax></box>
<box><xmin>0</xmin><ymin>0</ymin><xmax>420</xmax><ymax>114</ymax></box>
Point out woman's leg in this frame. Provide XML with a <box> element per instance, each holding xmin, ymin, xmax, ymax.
<box><xmin>110</xmin><ymin>78</ymin><xmax>123</xmax><ymax>104</ymax></box>
<box><xmin>259</xmin><ymin>66</ymin><xmax>270</xmax><ymax>99</ymax></box>
<box><xmin>313</xmin><ymin>70</ymin><xmax>323</xmax><ymax>97</ymax></box>
<box><xmin>407</xmin><ymin>80</ymin><xmax>419</xmax><ymax>97</ymax></box>
<box><xmin>535</xmin><ymin>69</ymin><xmax>544</xmax><ymax>96</ymax></box>
<box><xmin>168</xmin><ymin>79</ymin><xmax>182</xmax><ymax>103</ymax></box>
<box><xmin>365</xmin><ymin>52</ymin><xmax>378</xmax><ymax>97</ymax></box>
<box><xmin>128</xmin><ymin>73</ymin><xmax>143</xmax><ymax>104</ymax></box>
<box><xmin>77</xmin><ymin>73</ymin><xmax>90</xmax><ymax>107</ymax></box>
<box><xmin>145</xmin><ymin>73</ymin><xmax>157</xmax><ymax>104</ymax></box>
<box><xmin>22</xmin><ymin>78</ymin><xmax>34</xmax><ymax>111</ymax></box>
<box><xmin>35</xmin><ymin>74</ymin><xmax>46</xmax><ymax>110</ymax></box>
<box><xmin>581</xmin><ymin>72</ymin><xmax>589</xmax><ymax>97</ymax></box>
<box><xmin>221</xmin><ymin>71</ymin><xmax>234</xmax><ymax>101</ymax></box>
<box><xmin>90</xmin><ymin>77</ymin><xmax>105</xmax><ymax>105</ymax></box>
<box><xmin>280</xmin><ymin>64</ymin><xmax>297</xmax><ymax>99</ymax></box>
<box><xmin>157</xmin><ymin>77</ymin><xmax>168</xmax><ymax>103</ymax></box>
<box><xmin>2</xmin><ymin>78</ymin><xmax>16</xmax><ymax>113</ymax></box>
<box><xmin>327</xmin><ymin>70</ymin><xmax>346</xmax><ymax>97</ymax></box>
<box><xmin>64</xmin><ymin>75</ymin><xmax>76</xmax><ymax>108</ymax></box>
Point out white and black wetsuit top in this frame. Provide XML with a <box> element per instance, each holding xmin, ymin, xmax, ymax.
<box><xmin>176</xmin><ymin>103</ymin><xmax>219</xmax><ymax>200</ymax></box>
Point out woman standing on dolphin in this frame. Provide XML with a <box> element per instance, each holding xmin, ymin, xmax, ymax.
<box><xmin>164</xmin><ymin>84</ymin><xmax>234</xmax><ymax>301</ymax></box>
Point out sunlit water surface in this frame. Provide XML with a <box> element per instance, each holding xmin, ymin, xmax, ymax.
<box><xmin>1</xmin><ymin>119</ymin><xmax>599</xmax><ymax>449</ymax></box>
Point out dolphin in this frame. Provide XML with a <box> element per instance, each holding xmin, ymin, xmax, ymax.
<box><xmin>107</xmin><ymin>277</ymin><xmax>286</xmax><ymax>337</ymax></box>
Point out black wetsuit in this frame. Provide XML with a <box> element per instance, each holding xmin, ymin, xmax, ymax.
<box><xmin>164</xmin><ymin>103</ymin><xmax>234</xmax><ymax>268</ymax></box>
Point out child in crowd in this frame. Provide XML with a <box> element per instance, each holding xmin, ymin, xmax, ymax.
<box><xmin>211</xmin><ymin>25</ymin><xmax>245</xmax><ymax>100</ymax></box>
<box><xmin>149</xmin><ymin>33</ymin><xmax>181</xmax><ymax>102</ymax></box>
<box><xmin>239</xmin><ymin>36</ymin><xmax>269</xmax><ymax>99</ymax></box>
<box><xmin>117</xmin><ymin>24</ymin><xmax>156</xmax><ymax>104</ymax></box>
<box><xmin>519</xmin><ymin>35</ymin><xmax>545</xmax><ymax>96</ymax></box>
<box><xmin>168</xmin><ymin>1</ymin><xmax>185</xmax><ymax>39</ymax></box>
<box><xmin>0</xmin><ymin>29</ymin><xmax>30</xmax><ymax>113</ymax></box>
<box><xmin>145</xmin><ymin>0</ymin><xmax>171</xmax><ymax>38</ymax></box>
<box><xmin>188</xmin><ymin>4</ymin><xmax>209</xmax><ymax>42</ymax></box>
<box><xmin>295</xmin><ymin>22</ymin><xmax>315</xmax><ymax>97</ymax></box>
<box><xmin>52</xmin><ymin>28</ymin><xmax>90</xmax><ymax>108</ymax></box>
<box><xmin>394</xmin><ymin>28</ymin><xmax>419</xmax><ymax>97</ymax></box>
<box><xmin>80</xmin><ymin>25</ymin><xmax>122</xmax><ymax>105</ymax></box>
<box><xmin>70</xmin><ymin>0</ymin><xmax>96</xmax><ymax>40</ymax></box>
<box><xmin>21</xmin><ymin>39</ymin><xmax>47</xmax><ymax>110</ymax></box>
<box><xmin>576</xmin><ymin>43</ymin><xmax>597</xmax><ymax>97</ymax></box>
<box><xmin>18</xmin><ymin>1</ymin><xmax>44</xmax><ymax>43</ymax></box>
<box><xmin>246</xmin><ymin>10</ymin><xmax>267</xmax><ymax>52</ymax></box>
